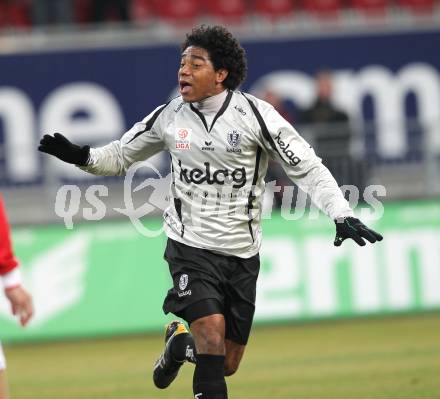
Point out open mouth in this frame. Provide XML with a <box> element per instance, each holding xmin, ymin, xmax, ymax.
<box><xmin>180</xmin><ymin>81</ymin><xmax>192</xmax><ymax>95</ymax></box>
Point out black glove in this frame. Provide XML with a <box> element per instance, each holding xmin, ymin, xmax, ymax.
<box><xmin>334</xmin><ymin>217</ymin><xmax>383</xmax><ymax>247</ymax></box>
<box><xmin>38</xmin><ymin>133</ymin><xmax>90</xmax><ymax>166</ymax></box>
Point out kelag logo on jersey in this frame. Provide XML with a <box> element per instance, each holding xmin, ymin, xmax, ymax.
<box><xmin>234</xmin><ymin>105</ymin><xmax>246</xmax><ymax>116</ymax></box>
<box><xmin>275</xmin><ymin>131</ymin><xmax>301</xmax><ymax>166</ymax></box>
<box><xmin>178</xmin><ymin>160</ymin><xmax>246</xmax><ymax>188</ymax></box>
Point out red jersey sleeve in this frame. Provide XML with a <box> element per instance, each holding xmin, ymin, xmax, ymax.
<box><xmin>0</xmin><ymin>195</ymin><xmax>18</xmax><ymax>276</ymax></box>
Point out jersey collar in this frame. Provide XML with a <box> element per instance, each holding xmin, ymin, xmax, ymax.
<box><xmin>190</xmin><ymin>90</ymin><xmax>233</xmax><ymax>133</ymax></box>
<box><xmin>192</xmin><ymin>90</ymin><xmax>228</xmax><ymax>116</ymax></box>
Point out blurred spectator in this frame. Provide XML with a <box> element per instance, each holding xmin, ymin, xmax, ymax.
<box><xmin>31</xmin><ymin>0</ymin><xmax>73</xmax><ymax>27</ymax></box>
<box><xmin>296</xmin><ymin>69</ymin><xmax>367</xmax><ymax>194</ymax></box>
<box><xmin>91</xmin><ymin>0</ymin><xmax>129</xmax><ymax>23</ymax></box>
<box><xmin>262</xmin><ymin>89</ymin><xmax>294</xmax><ymax>209</ymax></box>
<box><xmin>262</xmin><ymin>89</ymin><xmax>294</xmax><ymax>123</ymax></box>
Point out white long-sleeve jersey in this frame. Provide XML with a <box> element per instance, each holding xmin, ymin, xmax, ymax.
<box><xmin>81</xmin><ymin>90</ymin><xmax>353</xmax><ymax>258</ymax></box>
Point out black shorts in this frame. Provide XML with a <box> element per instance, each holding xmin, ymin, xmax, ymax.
<box><xmin>162</xmin><ymin>238</ymin><xmax>260</xmax><ymax>345</ymax></box>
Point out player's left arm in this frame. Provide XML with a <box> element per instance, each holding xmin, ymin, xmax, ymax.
<box><xmin>253</xmin><ymin>99</ymin><xmax>383</xmax><ymax>246</ymax></box>
<box><xmin>0</xmin><ymin>196</ymin><xmax>34</xmax><ymax>326</ymax></box>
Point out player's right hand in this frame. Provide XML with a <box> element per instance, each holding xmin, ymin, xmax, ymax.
<box><xmin>38</xmin><ymin>133</ymin><xmax>90</xmax><ymax>166</ymax></box>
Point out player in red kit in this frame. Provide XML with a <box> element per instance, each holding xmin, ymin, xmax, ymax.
<box><xmin>0</xmin><ymin>195</ymin><xmax>33</xmax><ymax>399</ymax></box>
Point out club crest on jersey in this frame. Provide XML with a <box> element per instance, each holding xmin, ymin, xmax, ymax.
<box><xmin>226</xmin><ymin>130</ymin><xmax>242</xmax><ymax>153</ymax></box>
<box><xmin>179</xmin><ymin>274</ymin><xmax>189</xmax><ymax>290</ymax></box>
<box><xmin>175</xmin><ymin>128</ymin><xmax>191</xmax><ymax>150</ymax></box>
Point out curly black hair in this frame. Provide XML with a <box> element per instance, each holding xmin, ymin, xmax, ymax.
<box><xmin>181</xmin><ymin>25</ymin><xmax>247</xmax><ymax>91</ymax></box>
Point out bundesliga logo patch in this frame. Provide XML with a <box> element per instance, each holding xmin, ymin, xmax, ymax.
<box><xmin>175</xmin><ymin>128</ymin><xmax>191</xmax><ymax>150</ymax></box>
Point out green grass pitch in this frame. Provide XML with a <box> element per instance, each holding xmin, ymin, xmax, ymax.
<box><xmin>4</xmin><ymin>313</ymin><xmax>440</xmax><ymax>399</ymax></box>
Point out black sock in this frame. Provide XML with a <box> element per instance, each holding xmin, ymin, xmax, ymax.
<box><xmin>170</xmin><ymin>332</ymin><xmax>197</xmax><ymax>363</ymax></box>
<box><xmin>193</xmin><ymin>354</ymin><xmax>228</xmax><ymax>399</ymax></box>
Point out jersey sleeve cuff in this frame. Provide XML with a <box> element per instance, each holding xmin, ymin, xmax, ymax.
<box><xmin>333</xmin><ymin>209</ymin><xmax>355</xmax><ymax>221</ymax></box>
<box><xmin>77</xmin><ymin>147</ymin><xmax>96</xmax><ymax>171</ymax></box>
<box><xmin>2</xmin><ymin>267</ymin><xmax>22</xmax><ymax>290</ymax></box>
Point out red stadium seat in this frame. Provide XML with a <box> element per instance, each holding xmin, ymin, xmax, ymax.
<box><xmin>75</xmin><ymin>0</ymin><xmax>93</xmax><ymax>24</ymax></box>
<box><xmin>398</xmin><ymin>0</ymin><xmax>435</xmax><ymax>14</ymax></box>
<box><xmin>0</xmin><ymin>2</ymin><xmax>6</xmax><ymax>29</ymax></box>
<box><xmin>350</xmin><ymin>0</ymin><xmax>388</xmax><ymax>17</ymax></box>
<box><xmin>131</xmin><ymin>0</ymin><xmax>154</xmax><ymax>23</ymax></box>
<box><xmin>152</xmin><ymin>0</ymin><xmax>200</xmax><ymax>25</ymax></box>
<box><xmin>0</xmin><ymin>0</ymin><xmax>30</xmax><ymax>29</ymax></box>
<box><xmin>254</xmin><ymin>0</ymin><xmax>295</xmax><ymax>19</ymax></box>
<box><xmin>204</xmin><ymin>0</ymin><xmax>248</xmax><ymax>23</ymax></box>
<box><xmin>302</xmin><ymin>0</ymin><xmax>342</xmax><ymax>18</ymax></box>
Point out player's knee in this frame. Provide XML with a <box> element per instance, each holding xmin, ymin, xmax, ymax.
<box><xmin>199</xmin><ymin>331</ymin><xmax>225</xmax><ymax>354</ymax></box>
<box><xmin>224</xmin><ymin>340</ymin><xmax>245</xmax><ymax>377</ymax></box>
<box><xmin>191</xmin><ymin>315</ymin><xmax>225</xmax><ymax>354</ymax></box>
<box><xmin>224</xmin><ymin>363</ymin><xmax>239</xmax><ymax>377</ymax></box>
<box><xmin>224</xmin><ymin>354</ymin><xmax>241</xmax><ymax>377</ymax></box>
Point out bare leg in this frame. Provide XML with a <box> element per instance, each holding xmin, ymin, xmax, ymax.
<box><xmin>190</xmin><ymin>316</ymin><xmax>247</xmax><ymax>376</ymax></box>
<box><xmin>190</xmin><ymin>313</ymin><xmax>225</xmax><ymax>355</ymax></box>
<box><xmin>0</xmin><ymin>370</ymin><xmax>9</xmax><ymax>399</ymax></box>
<box><xmin>190</xmin><ymin>314</ymin><xmax>228</xmax><ymax>398</ymax></box>
<box><xmin>224</xmin><ymin>339</ymin><xmax>246</xmax><ymax>376</ymax></box>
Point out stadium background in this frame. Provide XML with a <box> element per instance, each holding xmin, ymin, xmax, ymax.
<box><xmin>0</xmin><ymin>1</ymin><xmax>439</xmax><ymax>398</ymax></box>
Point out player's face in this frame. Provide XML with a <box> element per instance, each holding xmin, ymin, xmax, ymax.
<box><xmin>178</xmin><ymin>46</ymin><xmax>228</xmax><ymax>102</ymax></box>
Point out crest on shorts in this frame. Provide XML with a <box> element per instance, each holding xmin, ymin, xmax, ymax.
<box><xmin>179</xmin><ymin>274</ymin><xmax>189</xmax><ymax>290</ymax></box>
<box><xmin>227</xmin><ymin>130</ymin><xmax>241</xmax><ymax>148</ymax></box>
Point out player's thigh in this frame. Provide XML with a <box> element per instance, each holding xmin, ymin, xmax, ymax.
<box><xmin>224</xmin><ymin>339</ymin><xmax>246</xmax><ymax>376</ymax></box>
<box><xmin>224</xmin><ymin>254</ymin><xmax>260</xmax><ymax>346</ymax></box>
<box><xmin>162</xmin><ymin>239</ymin><xmax>224</xmax><ymax>320</ymax></box>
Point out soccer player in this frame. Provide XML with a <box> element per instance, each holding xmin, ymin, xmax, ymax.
<box><xmin>38</xmin><ymin>25</ymin><xmax>383</xmax><ymax>399</ymax></box>
<box><xmin>0</xmin><ymin>195</ymin><xmax>34</xmax><ymax>399</ymax></box>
